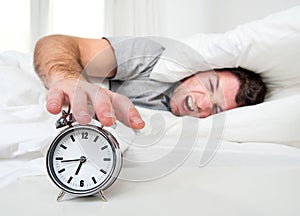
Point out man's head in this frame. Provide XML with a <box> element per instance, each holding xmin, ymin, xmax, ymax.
<box><xmin>169</xmin><ymin>67</ymin><xmax>267</xmax><ymax>118</ymax></box>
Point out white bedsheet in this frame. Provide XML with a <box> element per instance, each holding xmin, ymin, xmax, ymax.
<box><xmin>1</xmin><ymin>50</ymin><xmax>300</xmax><ymax>188</ymax></box>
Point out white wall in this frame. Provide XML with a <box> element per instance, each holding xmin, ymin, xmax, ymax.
<box><xmin>160</xmin><ymin>0</ymin><xmax>300</xmax><ymax>39</ymax></box>
<box><xmin>49</xmin><ymin>0</ymin><xmax>105</xmax><ymax>38</ymax></box>
<box><xmin>1</xmin><ymin>0</ymin><xmax>300</xmax><ymax>52</ymax></box>
<box><xmin>159</xmin><ymin>0</ymin><xmax>208</xmax><ymax>39</ymax></box>
<box><xmin>0</xmin><ymin>0</ymin><xmax>105</xmax><ymax>53</ymax></box>
<box><xmin>204</xmin><ymin>0</ymin><xmax>300</xmax><ymax>33</ymax></box>
<box><xmin>0</xmin><ymin>0</ymin><xmax>31</xmax><ymax>52</ymax></box>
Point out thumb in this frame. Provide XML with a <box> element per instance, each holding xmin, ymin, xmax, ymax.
<box><xmin>46</xmin><ymin>88</ymin><xmax>64</xmax><ymax>114</ymax></box>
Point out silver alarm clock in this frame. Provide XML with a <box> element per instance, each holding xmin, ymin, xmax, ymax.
<box><xmin>46</xmin><ymin>106</ymin><xmax>122</xmax><ymax>201</ymax></box>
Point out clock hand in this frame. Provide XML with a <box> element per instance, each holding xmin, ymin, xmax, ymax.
<box><xmin>75</xmin><ymin>162</ymin><xmax>83</xmax><ymax>175</ymax></box>
<box><xmin>74</xmin><ymin>156</ymin><xmax>87</xmax><ymax>175</ymax></box>
<box><xmin>61</xmin><ymin>158</ymin><xmax>81</xmax><ymax>163</ymax></box>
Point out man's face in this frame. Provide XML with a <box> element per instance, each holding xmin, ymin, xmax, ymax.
<box><xmin>170</xmin><ymin>71</ymin><xmax>240</xmax><ymax>118</ymax></box>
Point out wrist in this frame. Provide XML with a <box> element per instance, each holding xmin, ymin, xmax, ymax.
<box><xmin>47</xmin><ymin>72</ymin><xmax>83</xmax><ymax>88</ymax></box>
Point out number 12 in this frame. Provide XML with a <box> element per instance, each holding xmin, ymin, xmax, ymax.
<box><xmin>82</xmin><ymin>132</ymin><xmax>88</xmax><ymax>139</ymax></box>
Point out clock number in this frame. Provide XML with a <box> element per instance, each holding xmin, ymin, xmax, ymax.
<box><xmin>81</xmin><ymin>132</ymin><xmax>88</xmax><ymax>139</ymax></box>
<box><xmin>80</xmin><ymin>180</ymin><xmax>85</xmax><ymax>187</ymax></box>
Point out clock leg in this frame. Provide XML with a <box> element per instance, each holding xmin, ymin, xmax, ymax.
<box><xmin>56</xmin><ymin>190</ymin><xmax>65</xmax><ymax>202</ymax></box>
<box><xmin>98</xmin><ymin>190</ymin><xmax>107</xmax><ymax>202</ymax></box>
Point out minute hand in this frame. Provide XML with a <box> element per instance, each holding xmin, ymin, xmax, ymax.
<box><xmin>61</xmin><ymin>159</ymin><xmax>81</xmax><ymax>163</ymax></box>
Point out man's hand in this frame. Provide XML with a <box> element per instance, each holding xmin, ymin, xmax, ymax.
<box><xmin>34</xmin><ymin>35</ymin><xmax>144</xmax><ymax>129</ymax></box>
<box><xmin>46</xmin><ymin>78</ymin><xmax>145</xmax><ymax>130</ymax></box>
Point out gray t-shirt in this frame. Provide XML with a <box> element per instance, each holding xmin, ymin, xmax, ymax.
<box><xmin>105</xmin><ymin>37</ymin><xmax>177</xmax><ymax>111</ymax></box>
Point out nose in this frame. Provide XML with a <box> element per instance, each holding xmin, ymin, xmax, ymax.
<box><xmin>195</xmin><ymin>93</ymin><xmax>211</xmax><ymax>116</ymax></box>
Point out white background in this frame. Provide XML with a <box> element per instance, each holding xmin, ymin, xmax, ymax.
<box><xmin>0</xmin><ymin>0</ymin><xmax>299</xmax><ymax>52</ymax></box>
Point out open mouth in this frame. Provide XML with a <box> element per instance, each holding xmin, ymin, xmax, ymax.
<box><xmin>184</xmin><ymin>96</ymin><xmax>194</xmax><ymax>111</ymax></box>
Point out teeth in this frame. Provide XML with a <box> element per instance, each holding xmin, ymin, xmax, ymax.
<box><xmin>188</xmin><ymin>96</ymin><xmax>194</xmax><ymax>110</ymax></box>
<box><xmin>185</xmin><ymin>96</ymin><xmax>194</xmax><ymax>111</ymax></box>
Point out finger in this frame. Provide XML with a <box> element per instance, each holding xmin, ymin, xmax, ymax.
<box><xmin>46</xmin><ymin>88</ymin><xmax>64</xmax><ymax>114</ymax></box>
<box><xmin>69</xmin><ymin>88</ymin><xmax>91</xmax><ymax>125</ymax></box>
<box><xmin>110</xmin><ymin>92</ymin><xmax>145</xmax><ymax>130</ymax></box>
<box><xmin>127</xmin><ymin>103</ymin><xmax>145</xmax><ymax>130</ymax></box>
<box><xmin>91</xmin><ymin>88</ymin><xmax>116</xmax><ymax>127</ymax></box>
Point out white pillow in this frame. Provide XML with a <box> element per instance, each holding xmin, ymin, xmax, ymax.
<box><xmin>150</xmin><ymin>33</ymin><xmax>242</xmax><ymax>82</ymax></box>
<box><xmin>123</xmin><ymin>94</ymin><xmax>300</xmax><ymax>149</ymax></box>
<box><xmin>221</xmin><ymin>95</ymin><xmax>300</xmax><ymax>147</ymax></box>
<box><xmin>150</xmin><ymin>6</ymin><xmax>300</xmax><ymax>98</ymax></box>
<box><xmin>150</xmin><ymin>6</ymin><xmax>300</xmax><ymax>146</ymax></box>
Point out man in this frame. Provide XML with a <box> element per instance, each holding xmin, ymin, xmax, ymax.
<box><xmin>34</xmin><ymin>35</ymin><xmax>266</xmax><ymax>130</ymax></box>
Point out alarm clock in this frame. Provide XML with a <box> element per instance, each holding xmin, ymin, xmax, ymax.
<box><xmin>46</xmin><ymin>106</ymin><xmax>122</xmax><ymax>201</ymax></box>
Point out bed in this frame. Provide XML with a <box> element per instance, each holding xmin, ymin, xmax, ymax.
<box><xmin>1</xmin><ymin>6</ymin><xmax>300</xmax><ymax>216</ymax></box>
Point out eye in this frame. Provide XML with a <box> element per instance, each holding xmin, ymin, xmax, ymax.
<box><xmin>212</xmin><ymin>104</ymin><xmax>224</xmax><ymax>114</ymax></box>
<box><xmin>209</xmin><ymin>79</ymin><xmax>214</xmax><ymax>93</ymax></box>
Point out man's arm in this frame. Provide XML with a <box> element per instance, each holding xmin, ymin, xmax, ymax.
<box><xmin>34</xmin><ymin>34</ymin><xmax>117</xmax><ymax>87</ymax></box>
<box><xmin>34</xmin><ymin>34</ymin><xmax>145</xmax><ymax>129</ymax></box>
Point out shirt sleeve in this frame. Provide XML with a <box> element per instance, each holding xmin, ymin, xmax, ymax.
<box><xmin>104</xmin><ymin>36</ymin><xmax>165</xmax><ymax>81</ymax></box>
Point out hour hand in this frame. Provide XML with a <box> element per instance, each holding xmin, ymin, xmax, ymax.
<box><xmin>74</xmin><ymin>156</ymin><xmax>87</xmax><ymax>175</ymax></box>
<box><xmin>75</xmin><ymin>162</ymin><xmax>83</xmax><ymax>175</ymax></box>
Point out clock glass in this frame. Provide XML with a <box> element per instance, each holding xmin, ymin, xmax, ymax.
<box><xmin>47</xmin><ymin>125</ymin><xmax>121</xmax><ymax>196</ymax></box>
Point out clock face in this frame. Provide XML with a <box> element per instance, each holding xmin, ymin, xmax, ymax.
<box><xmin>47</xmin><ymin>125</ymin><xmax>121</xmax><ymax>195</ymax></box>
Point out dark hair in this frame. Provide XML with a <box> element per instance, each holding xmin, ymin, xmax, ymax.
<box><xmin>214</xmin><ymin>67</ymin><xmax>267</xmax><ymax>107</ymax></box>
